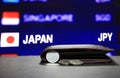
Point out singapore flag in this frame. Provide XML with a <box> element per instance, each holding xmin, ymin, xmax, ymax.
<box><xmin>1</xmin><ymin>12</ymin><xmax>20</xmax><ymax>25</ymax></box>
<box><xmin>0</xmin><ymin>32</ymin><xmax>19</xmax><ymax>47</ymax></box>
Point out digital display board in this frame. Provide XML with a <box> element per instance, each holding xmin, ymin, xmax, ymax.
<box><xmin>0</xmin><ymin>0</ymin><xmax>120</xmax><ymax>56</ymax></box>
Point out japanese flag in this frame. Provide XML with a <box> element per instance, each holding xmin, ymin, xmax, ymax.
<box><xmin>0</xmin><ymin>32</ymin><xmax>19</xmax><ymax>47</ymax></box>
<box><xmin>1</xmin><ymin>12</ymin><xmax>20</xmax><ymax>25</ymax></box>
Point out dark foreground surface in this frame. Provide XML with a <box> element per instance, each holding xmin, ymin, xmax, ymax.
<box><xmin>0</xmin><ymin>56</ymin><xmax>120</xmax><ymax>78</ymax></box>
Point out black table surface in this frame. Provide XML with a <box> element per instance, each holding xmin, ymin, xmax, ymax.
<box><xmin>0</xmin><ymin>56</ymin><xmax>120</xmax><ymax>78</ymax></box>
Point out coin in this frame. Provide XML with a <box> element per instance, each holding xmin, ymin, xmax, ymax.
<box><xmin>58</xmin><ymin>59</ymin><xmax>84</xmax><ymax>65</ymax></box>
<box><xmin>58</xmin><ymin>59</ymin><xmax>70</xmax><ymax>65</ymax></box>
<box><xmin>69</xmin><ymin>59</ymin><xmax>84</xmax><ymax>65</ymax></box>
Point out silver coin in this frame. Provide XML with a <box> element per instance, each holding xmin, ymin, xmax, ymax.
<box><xmin>46</xmin><ymin>51</ymin><xmax>60</xmax><ymax>63</ymax></box>
<box><xmin>58</xmin><ymin>59</ymin><xmax>70</xmax><ymax>65</ymax></box>
<box><xmin>69</xmin><ymin>59</ymin><xmax>84</xmax><ymax>65</ymax></box>
<box><xmin>59</xmin><ymin>59</ymin><xmax>84</xmax><ymax>65</ymax></box>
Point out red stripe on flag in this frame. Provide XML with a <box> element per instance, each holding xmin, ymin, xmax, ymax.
<box><xmin>1</xmin><ymin>54</ymin><xmax>18</xmax><ymax>57</ymax></box>
<box><xmin>2</xmin><ymin>12</ymin><xmax>19</xmax><ymax>18</ymax></box>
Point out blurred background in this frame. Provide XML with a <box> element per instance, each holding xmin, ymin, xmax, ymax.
<box><xmin>0</xmin><ymin>0</ymin><xmax>120</xmax><ymax>56</ymax></box>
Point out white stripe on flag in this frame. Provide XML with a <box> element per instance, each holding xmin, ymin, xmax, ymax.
<box><xmin>1</xmin><ymin>18</ymin><xmax>20</xmax><ymax>25</ymax></box>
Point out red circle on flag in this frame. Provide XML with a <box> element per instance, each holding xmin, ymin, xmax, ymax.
<box><xmin>7</xmin><ymin>36</ymin><xmax>15</xmax><ymax>44</ymax></box>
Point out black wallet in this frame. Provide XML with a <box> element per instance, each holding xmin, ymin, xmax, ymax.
<box><xmin>40</xmin><ymin>44</ymin><xmax>115</xmax><ymax>65</ymax></box>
